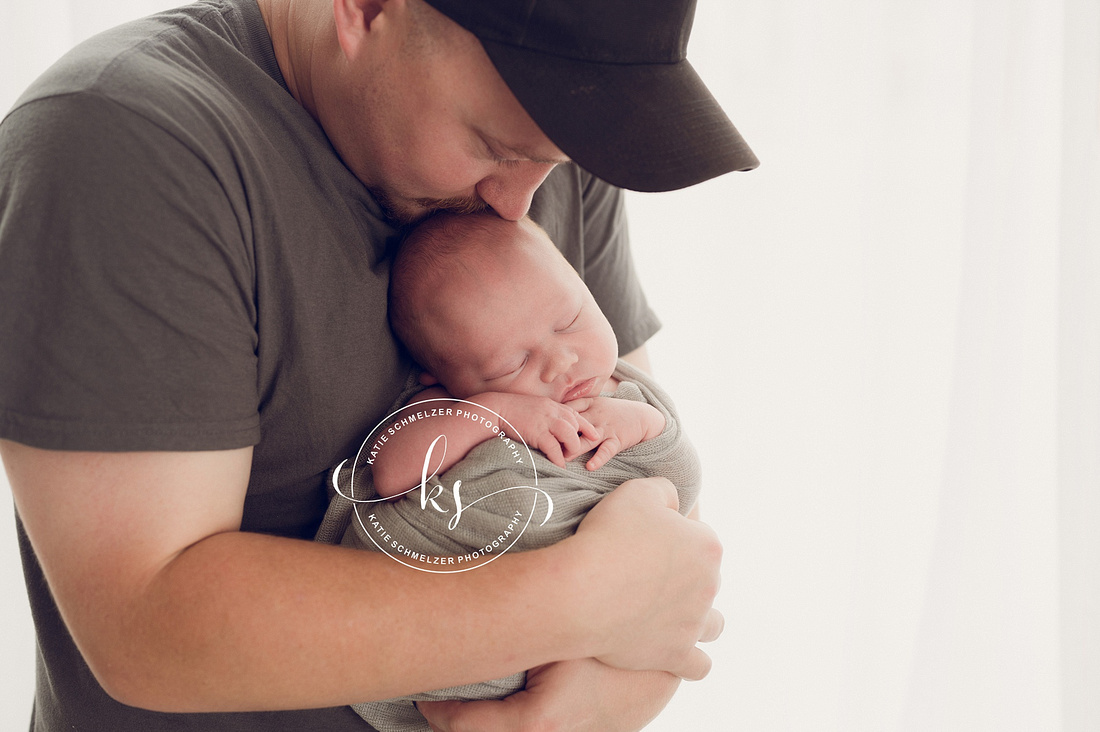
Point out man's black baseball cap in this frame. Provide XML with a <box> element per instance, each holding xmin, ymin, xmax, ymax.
<box><xmin>424</xmin><ymin>0</ymin><xmax>759</xmax><ymax>192</ymax></box>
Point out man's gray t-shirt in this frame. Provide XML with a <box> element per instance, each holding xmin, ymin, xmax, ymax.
<box><xmin>0</xmin><ymin>0</ymin><xmax>659</xmax><ymax>729</ymax></box>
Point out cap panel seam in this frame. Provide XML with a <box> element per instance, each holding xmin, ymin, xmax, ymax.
<box><xmin>486</xmin><ymin>38</ymin><xmax>685</xmax><ymax>67</ymax></box>
<box><xmin>517</xmin><ymin>0</ymin><xmax>538</xmax><ymax>44</ymax></box>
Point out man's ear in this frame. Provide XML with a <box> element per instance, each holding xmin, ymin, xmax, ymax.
<box><xmin>332</xmin><ymin>0</ymin><xmax>407</xmax><ymax>60</ymax></box>
<box><xmin>418</xmin><ymin>372</ymin><xmax>440</xmax><ymax>386</ymax></box>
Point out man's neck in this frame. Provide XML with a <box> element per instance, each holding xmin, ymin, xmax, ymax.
<box><xmin>256</xmin><ymin>0</ymin><xmax>321</xmax><ymax>120</ymax></box>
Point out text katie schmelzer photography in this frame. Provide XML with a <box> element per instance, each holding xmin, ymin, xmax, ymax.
<box><xmin>333</xmin><ymin>398</ymin><xmax>554</xmax><ymax>573</ymax></box>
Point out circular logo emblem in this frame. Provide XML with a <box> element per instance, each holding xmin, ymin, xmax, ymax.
<box><xmin>332</xmin><ymin>398</ymin><xmax>552</xmax><ymax>573</ymax></box>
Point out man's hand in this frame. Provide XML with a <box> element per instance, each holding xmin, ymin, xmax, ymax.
<box><xmin>561</xmin><ymin>476</ymin><xmax>724</xmax><ymax>680</ymax></box>
<box><xmin>418</xmin><ymin>659</ymin><xmax>680</xmax><ymax>732</ymax></box>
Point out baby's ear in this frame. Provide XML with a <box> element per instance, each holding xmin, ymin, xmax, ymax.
<box><xmin>418</xmin><ymin>372</ymin><xmax>440</xmax><ymax>386</ymax></box>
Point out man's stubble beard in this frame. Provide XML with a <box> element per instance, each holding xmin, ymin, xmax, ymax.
<box><xmin>368</xmin><ymin>185</ymin><xmax>490</xmax><ymax>226</ymax></box>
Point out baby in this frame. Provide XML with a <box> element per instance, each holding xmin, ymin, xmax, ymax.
<box><xmin>319</xmin><ymin>211</ymin><xmax>701</xmax><ymax>732</ymax></box>
<box><xmin>374</xmin><ymin>212</ymin><xmax>668</xmax><ymax>496</ymax></box>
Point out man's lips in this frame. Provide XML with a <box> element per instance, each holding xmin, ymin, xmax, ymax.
<box><xmin>562</xmin><ymin>377</ymin><xmax>598</xmax><ymax>403</ymax></box>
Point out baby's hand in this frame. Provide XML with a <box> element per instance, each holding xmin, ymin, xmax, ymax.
<box><xmin>485</xmin><ymin>393</ymin><xmax>601</xmax><ymax>467</ymax></box>
<box><xmin>566</xmin><ymin>397</ymin><xmax>666</xmax><ymax>471</ymax></box>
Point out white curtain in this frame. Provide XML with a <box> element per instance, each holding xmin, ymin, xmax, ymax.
<box><xmin>1</xmin><ymin>1</ymin><xmax>1096</xmax><ymax>729</ymax></box>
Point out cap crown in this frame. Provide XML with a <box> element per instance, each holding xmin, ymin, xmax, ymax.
<box><xmin>426</xmin><ymin>0</ymin><xmax>698</xmax><ymax>65</ymax></box>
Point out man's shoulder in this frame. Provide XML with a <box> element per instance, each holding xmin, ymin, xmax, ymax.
<box><xmin>530</xmin><ymin>164</ymin><xmax>620</xmax><ymax>241</ymax></box>
<box><xmin>530</xmin><ymin>163</ymin><xmax>603</xmax><ymax>209</ymax></box>
<box><xmin>5</xmin><ymin>0</ymin><xmax>280</xmax><ymax>137</ymax></box>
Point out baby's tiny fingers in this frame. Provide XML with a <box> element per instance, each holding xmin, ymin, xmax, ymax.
<box><xmin>576</xmin><ymin>415</ymin><xmax>600</xmax><ymax>441</ymax></box>
<box><xmin>538</xmin><ymin>435</ymin><xmax>566</xmax><ymax>467</ymax></box>
<box><xmin>556</xmin><ymin>426</ymin><xmax>585</xmax><ymax>460</ymax></box>
<box><xmin>586</xmin><ymin>439</ymin><xmax>620</xmax><ymax>471</ymax></box>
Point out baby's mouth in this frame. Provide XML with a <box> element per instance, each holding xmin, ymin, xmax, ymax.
<box><xmin>562</xmin><ymin>376</ymin><xmax>598</xmax><ymax>403</ymax></box>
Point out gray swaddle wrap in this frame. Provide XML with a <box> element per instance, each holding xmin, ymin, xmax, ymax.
<box><xmin>315</xmin><ymin>359</ymin><xmax>701</xmax><ymax>732</ymax></box>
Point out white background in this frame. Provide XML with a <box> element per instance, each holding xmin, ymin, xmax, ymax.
<box><xmin>2</xmin><ymin>1</ymin><xmax>1098</xmax><ymax>730</ymax></box>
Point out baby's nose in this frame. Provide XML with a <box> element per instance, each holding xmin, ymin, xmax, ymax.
<box><xmin>542</xmin><ymin>348</ymin><xmax>577</xmax><ymax>383</ymax></box>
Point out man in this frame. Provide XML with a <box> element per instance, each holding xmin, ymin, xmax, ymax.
<box><xmin>0</xmin><ymin>0</ymin><xmax>757</xmax><ymax>729</ymax></box>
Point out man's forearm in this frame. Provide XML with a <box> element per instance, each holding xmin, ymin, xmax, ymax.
<box><xmin>6</xmin><ymin>440</ymin><xmax>720</xmax><ymax>715</ymax></box>
<box><xmin>92</xmin><ymin>529</ymin><xmax>589</xmax><ymax>712</ymax></box>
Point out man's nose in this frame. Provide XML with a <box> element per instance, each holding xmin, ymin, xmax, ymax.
<box><xmin>476</xmin><ymin>161</ymin><xmax>557</xmax><ymax>221</ymax></box>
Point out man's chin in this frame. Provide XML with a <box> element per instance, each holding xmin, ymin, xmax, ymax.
<box><xmin>368</xmin><ymin>187</ymin><xmax>489</xmax><ymax>226</ymax></box>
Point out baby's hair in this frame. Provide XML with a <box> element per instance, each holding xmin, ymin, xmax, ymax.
<box><xmin>389</xmin><ymin>211</ymin><xmax>540</xmax><ymax>374</ymax></box>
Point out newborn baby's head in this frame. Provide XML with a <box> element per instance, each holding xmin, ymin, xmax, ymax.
<box><xmin>390</xmin><ymin>212</ymin><xmax>618</xmax><ymax>401</ymax></box>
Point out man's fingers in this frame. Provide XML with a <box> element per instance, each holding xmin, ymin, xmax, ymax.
<box><xmin>672</xmin><ymin>609</ymin><xmax>723</xmax><ymax>680</ymax></box>
<box><xmin>418</xmin><ymin>698</ymin><xmax>519</xmax><ymax>732</ymax></box>
<box><xmin>418</xmin><ymin>699</ymin><xmax>465</xmax><ymax>731</ymax></box>
<box><xmin>673</xmin><ymin>647</ymin><xmax>713</xmax><ymax>682</ymax></box>
<box><xmin>617</xmin><ymin>475</ymin><xmax>679</xmax><ymax>512</ymax></box>
<box><xmin>698</xmin><ymin>607</ymin><xmax>724</xmax><ymax>643</ymax></box>
<box><xmin>417</xmin><ymin>700</ymin><xmax>457</xmax><ymax>732</ymax></box>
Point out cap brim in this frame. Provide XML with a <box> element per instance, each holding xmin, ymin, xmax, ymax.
<box><xmin>480</xmin><ymin>40</ymin><xmax>760</xmax><ymax>192</ymax></box>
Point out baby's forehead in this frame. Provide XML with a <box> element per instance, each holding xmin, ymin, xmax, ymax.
<box><xmin>405</xmin><ymin>216</ymin><xmax>579</xmax><ymax>327</ymax></box>
<box><xmin>447</xmin><ymin>225</ymin><xmax>559</xmax><ymax>279</ymax></box>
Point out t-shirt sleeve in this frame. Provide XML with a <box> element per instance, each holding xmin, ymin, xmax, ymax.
<box><xmin>0</xmin><ymin>93</ymin><xmax>261</xmax><ymax>451</ymax></box>
<box><xmin>576</xmin><ymin>174</ymin><xmax>661</xmax><ymax>356</ymax></box>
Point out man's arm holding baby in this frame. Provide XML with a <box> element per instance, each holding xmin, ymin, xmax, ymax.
<box><xmin>417</xmin><ymin>346</ymin><xmax>695</xmax><ymax>731</ymax></box>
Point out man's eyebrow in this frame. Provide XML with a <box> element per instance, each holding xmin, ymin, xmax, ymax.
<box><xmin>492</xmin><ymin>137</ymin><xmax>571</xmax><ymax>165</ymax></box>
<box><xmin>516</xmin><ymin>149</ymin><xmax>571</xmax><ymax>165</ymax></box>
